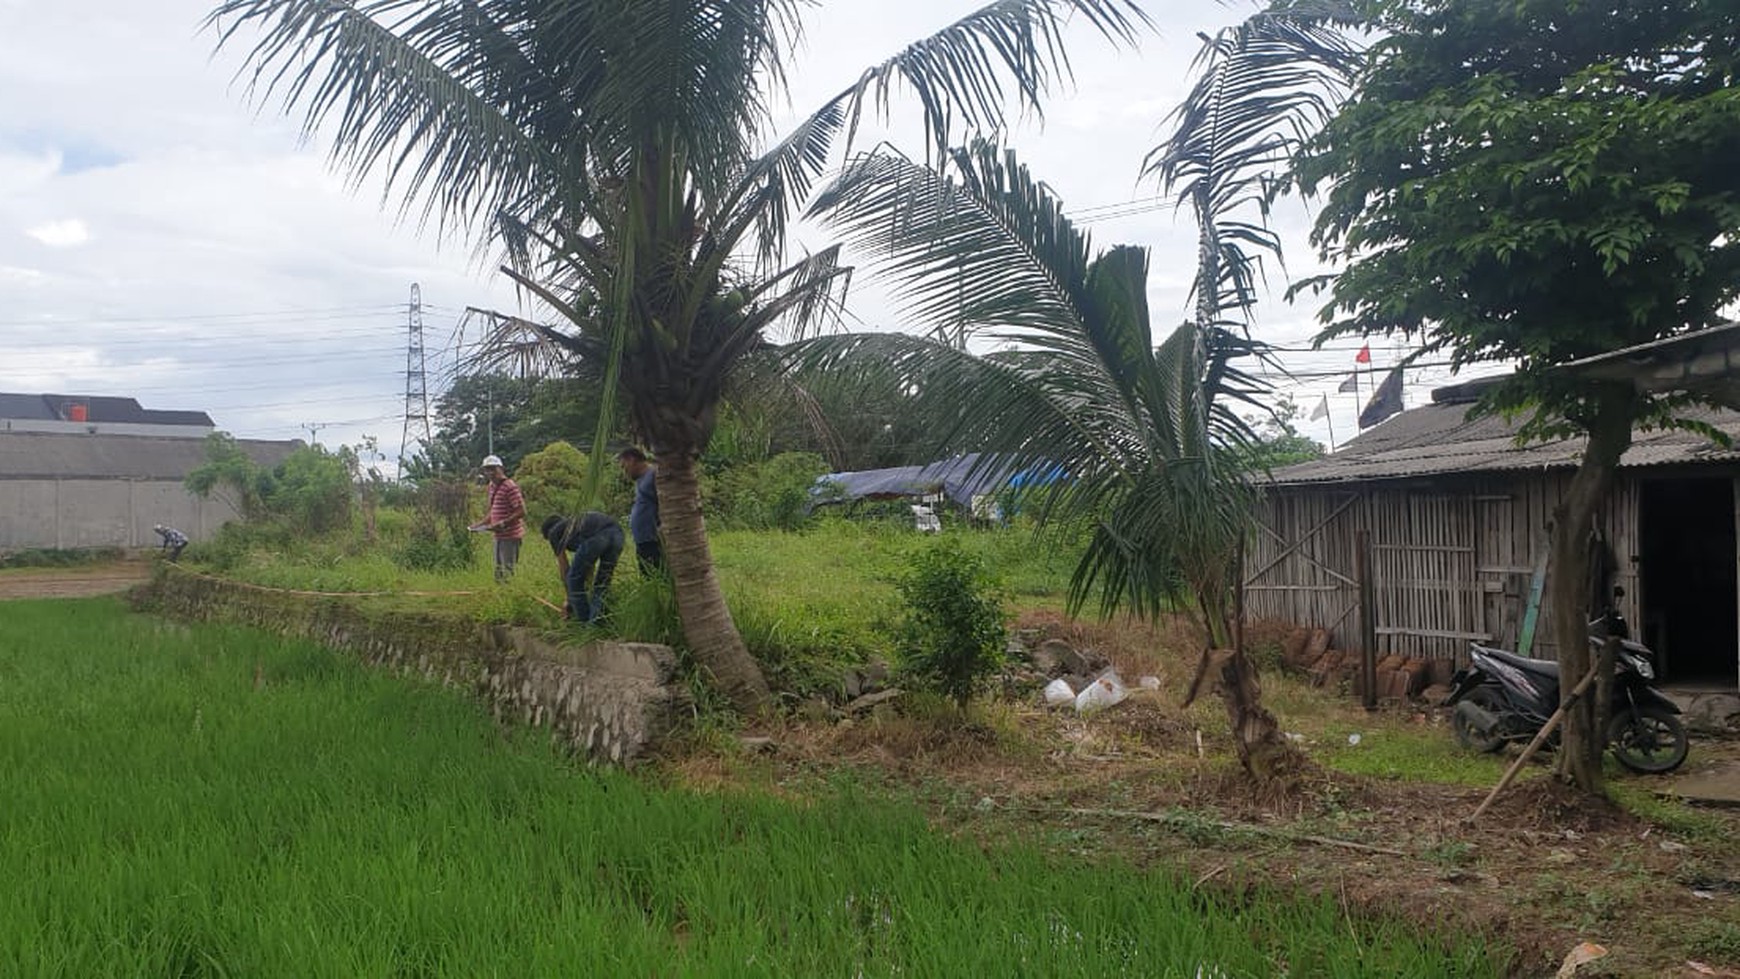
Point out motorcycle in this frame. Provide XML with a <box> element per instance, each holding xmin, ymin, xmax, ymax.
<box><xmin>1441</xmin><ymin>593</ymin><xmax>1688</xmax><ymax>774</ymax></box>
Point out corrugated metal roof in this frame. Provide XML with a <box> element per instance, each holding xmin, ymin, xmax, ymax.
<box><xmin>1267</xmin><ymin>402</ymin><xmax>1740</xmax><ymax>486</ymax></box>
<box><xmin>0</xmin><ymin>432</ymin><xmax>301</xmax><ymax>480</ymax></box>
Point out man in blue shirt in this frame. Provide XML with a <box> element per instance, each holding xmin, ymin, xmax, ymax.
<box><xmin>616</xmin><ymin>447</ymin><xmax>663</xmax><ymax>574</ymax></box>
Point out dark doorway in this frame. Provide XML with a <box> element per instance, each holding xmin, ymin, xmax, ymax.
<box><xmin>1639</xmin><ymin>477</ymin><xmax>1738</xmax><ymax>684</ymax></box>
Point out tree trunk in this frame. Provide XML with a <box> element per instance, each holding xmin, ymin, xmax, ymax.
<box><xmin>1183</xmin><ymin>549</ymin><xmax>1295</xmax><ymax>778</ymax></box>
<box><xmin>1550</xmin><ymin>395</ymin><xmax>1635</xmax><ymax>794</ymax></box>
<box><xmin>655</xmin><ymin>449</ymin><xmax>773</xmax><ymax>715</ymax></box>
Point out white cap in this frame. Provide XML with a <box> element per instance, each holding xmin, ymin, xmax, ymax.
<box><xmin>481</xmin><ymin>455</ymin><xmax>504</xmax><ymax>469</ymax></box>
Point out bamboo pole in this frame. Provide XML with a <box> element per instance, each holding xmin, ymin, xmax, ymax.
<box><xmin>1468</xmin><ymin>664</ymin><xmax>1599</xmax><ymax>823</ymax></box>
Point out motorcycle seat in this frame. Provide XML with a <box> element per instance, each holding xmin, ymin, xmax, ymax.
<box><xmin>1476</xmin><ymin>645</ymin><xmax>1561</xmax><ymax>679</ymax></box>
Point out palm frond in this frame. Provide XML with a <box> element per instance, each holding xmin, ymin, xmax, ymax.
<box><xmin>1145</xmin><ymin>4</ymin><xmax>1358</xmax><ymax>323</ymax></box>
<box><xmin>826</xmin><ymin>0</ymin><xmax>1149</xmax><ymax>159</ymax></box>
<box><xmin>208</xmin><ymin>0</ymin><xmax>590</xmax><ymax>238</ymax></box>
<box><xmin>809</xmin><ymin>140</ymin><xmax>1093</xmax><ymax>341</ymax></box>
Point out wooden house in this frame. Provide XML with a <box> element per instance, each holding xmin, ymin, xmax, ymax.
<box><xmin>1249</xmin><ymin>382</ymin><xmax>1740</xmax><ymax>700</ymax></box>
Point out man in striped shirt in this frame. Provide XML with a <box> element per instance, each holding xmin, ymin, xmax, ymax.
<box><xmin>477</xmin><ymin>455</ymin><xmax>526</xmax><ymax>582</ymax></box>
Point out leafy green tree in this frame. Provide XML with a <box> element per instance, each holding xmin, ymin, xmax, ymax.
<box><xmin>211</xmin><ymin>0</ymin><xmax>1146</xmax><ymax>714</ymax></box>
<box><xmin>1241</xmin><ymin>396</ymin><xmax>1326</xmax><ymax>472</ymax></box>
<box><xmin>272</xmin><ymin>445</ymin><xmax>354</xmax><ymax>534</ymax></box>
<box><xmin>513</xmin><ymin>441</ymin><xmax>629</xmax><ymax>526</ymax></box>
<box><xmin>1297</xmin><ymin>0</ymin><xmax>1740</xmax><ymax>793</ymax></box>
<box><xmin>185</xmin><ymin>432</ymin><xmax>274</xmax><ymax>521</ymax></box>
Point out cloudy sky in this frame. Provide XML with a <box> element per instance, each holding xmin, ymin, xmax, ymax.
<box><xmin>0</xmin><ymin>0</ymin><xmax>1483</xmax><ymax>466</ymax></box>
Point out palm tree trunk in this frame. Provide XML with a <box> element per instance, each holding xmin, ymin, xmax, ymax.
<box><xmin>1551</xmin><ymin>394</ymin><xmax>1635</xmax><ymax>793</ymax></box>
<box><xmin>656</xmin><ymin>449</ymin><xmax>773</xmax><ymax>715</ymax></box>
<box><xmin>1185</xmin><ymin>558</ymin><xmax>1294</xmax><ymax>778</ymax></box>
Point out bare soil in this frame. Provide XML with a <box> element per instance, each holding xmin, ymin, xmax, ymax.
<box><xmin>0</xmin><ymin>561</ymin><xmax>152</xmax><ymax>600</ymax></box>
<box><xmin>662</xmin><ymin>611</ymin><xmax>1740</xmax><ymax>979</ymax></box>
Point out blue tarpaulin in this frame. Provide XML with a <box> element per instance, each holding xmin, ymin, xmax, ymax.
<box><xmin>812</xmin><ymin>454</ymin><xmax>1058</xmax><ymax>509</ymax></box>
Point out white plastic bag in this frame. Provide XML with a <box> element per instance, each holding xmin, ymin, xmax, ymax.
<box><xmin>1042</xmin><ymin>678</ymin><xmax>1076</xmax><ymax>707</ymax></box>
<box><xmin>1074</xmin><ymin>670</ymin><xmax>1129</xmax><ymax>714</ymax></box>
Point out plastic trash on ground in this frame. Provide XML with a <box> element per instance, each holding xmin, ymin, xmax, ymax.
<box><xmin>1074</xmin><ymin>670</ymin><xmax>1130</xmax><ymax>714</ymax></box>
<box><xmin>1042</xmin><ymin>678</ymin><xmax>1076</xmax><ymax>707</ymax></box>
<box><xmin>1138</xmin><ymin>675</ymin><xmax>1162</xmax><ymax>691</ymax></box>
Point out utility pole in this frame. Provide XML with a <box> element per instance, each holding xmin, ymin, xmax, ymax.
<box><xmin>302</xmin><ymin>422</ymin><xmax>329</xmax><ymax>447</ymax></box>
<box><xmin>398</xmin><ymin>283</ymin><xmax>433</xmax><ymax>472</ymax></box>
<box><xmin>485</xmin><ymin>386</ymin><xmax>495</xmax><ymax>456</ymax></box>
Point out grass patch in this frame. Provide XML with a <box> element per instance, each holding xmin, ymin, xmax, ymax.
<box><xmin>0</xmin><ymin>546</ymin><xmax>125</xmax><ymax>569</ymax></box>
<box><xmin>194</xmin><ymin>516</ymin><xmax>1079</xmax><ymax>699</ymax></box>
<box><xmin>1606</xmin><ymin>782</ymin><xmax>1732</xmax><ymax>842</ymax></box>
<box><xmin>0</xmin><ymin>599</ymin><xmax>1502</xmax><ymax>977</ymax></box>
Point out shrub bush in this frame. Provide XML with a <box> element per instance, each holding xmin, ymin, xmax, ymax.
<box><xmin>513</xmin><ymin>442</ymin><xmax>630</xmax><ymax>526</ymax></box>
<box><xmin>890</xmin><ymin>536</ymin><xmax>1008</xmax><ymax>709</ymax></box>
<box><xmin>705</xmin><ymin>452</ymin><xmax>830</xmax><ymax>531</ymax></box>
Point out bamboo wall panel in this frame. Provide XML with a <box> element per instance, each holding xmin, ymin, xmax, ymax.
<box><xmin>1252</xmin><ymin>470</ymin><xmax>1654</xmax><ymax>664</ymax></box>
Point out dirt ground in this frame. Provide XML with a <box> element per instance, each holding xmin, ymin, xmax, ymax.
<box><xmin>664</xmin><ymin>612</ymin><xmax>1740</xmax><ymax>979</ymax></box>
<box><xmin>0</xmin><ymin>560</ymin><xmax>153</xmax><ymax>600</ymax></box>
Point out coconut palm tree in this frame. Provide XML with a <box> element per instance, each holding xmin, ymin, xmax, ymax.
<box><xmin>792</xmin><ymin>6</ymin><xmax>1354</xmax><ymax>774</ymax></box>
<box><xmin>208</xmin><ymin>0</ymin><xmax>1148</xmax><ymax>713</ymax></box>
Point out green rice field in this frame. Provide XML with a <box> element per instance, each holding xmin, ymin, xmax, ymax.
<box><xmin>0</xmin><ymin>599</ymin><xmax>1502</xmax><ymax>977</ymax></box>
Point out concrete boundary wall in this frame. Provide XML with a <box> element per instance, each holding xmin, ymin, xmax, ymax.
<box><xmin>0</xmin><ymin>478</ymin><xmax>242</xmax><ymax>550</ymax></box>
<box><xmin>133</xmin><ymin>569</ymin><xmax>692</xmax><ymax>765</ymax></box>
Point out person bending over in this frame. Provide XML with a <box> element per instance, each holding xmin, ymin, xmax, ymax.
<box><xmin>541</xmin><ymin>512</ymin><xmax>624</xmax><ymax>624</ymax></box>
<box><xmin>153</xmin><ymin>524</ymin><xmax>188</xmax><ymax>562</ymax></box>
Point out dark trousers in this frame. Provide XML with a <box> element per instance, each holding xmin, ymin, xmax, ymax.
<box><xmin>567</xmin><ymin>524</ymin><xmax>625</xmax><ymax>623</ymax></box>
<box><xmin>166</xmin><ymin>544</ymin><xmax>185</xmax><ymax>563</ymax></box>
<box><xmin>635</xmin><ymin>538</ymin><xmax>663</xmax><ymax>576</ymax></box>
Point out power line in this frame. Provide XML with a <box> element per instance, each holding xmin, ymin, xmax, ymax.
<box><xmin>0</xmin><ymin>304</ymin><xmax>403</xmax><ymax>329</ymax></box>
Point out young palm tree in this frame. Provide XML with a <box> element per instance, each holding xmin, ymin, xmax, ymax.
<box><xmin>794</xmin><ymin>6</ymin><xmax>1354</xmax><ymax>774</ymax></box>
<box><xmin>208</xmin><ymin>0</ymin><xmax>1148</xmax><ymax>713</ymax></box>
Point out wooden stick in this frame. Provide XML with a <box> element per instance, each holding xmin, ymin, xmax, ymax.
<box><xmin>532</xmin><ymin>595</ymin><xmax>565</xmax><ymax>615</ymax></box>
<box><xmin>1468</xmin><ymin>664</ymin><xmax>1599</xmax><ymax>823</ymax></box>
<box><xmin>1033</xmin><ymin>805</ymin><xmax>1411</xmax><ymax>857</ymax></box>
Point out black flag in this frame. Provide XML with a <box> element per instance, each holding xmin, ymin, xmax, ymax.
<box><xmin>1337</xmin><ymin>373</ymin><xmax>1359</xmax><ymax>394</ymax></box>
<box><xmin>1358</xmin><ymin>367</ymin><xmax>1404</xmax><ymax>429</ymax></box>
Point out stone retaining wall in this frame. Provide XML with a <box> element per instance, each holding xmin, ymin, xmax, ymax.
<box><xmin>133</xmin><ymin>569</ymin><xmax>691</xmax><ymax>764</ymax></box>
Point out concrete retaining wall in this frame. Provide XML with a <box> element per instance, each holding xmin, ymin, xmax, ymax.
<box><xmin>133</xmin><ymin>569</ymin><xmax>691</xmax><ymax>765</ymax></box>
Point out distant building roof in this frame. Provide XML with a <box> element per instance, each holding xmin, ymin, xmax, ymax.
<box><xmin>0</xmin><ymin>431</ymin><xmax>300</xmax><ymax>480</ymax></box>
<box><xmin>0</xmin><ymin>392</ymin><xmax>214</xmax><ymax>427</ymax></box>
<box><xmin>0</xmin><ymin>393</ymin><xmax>55</xmax><ymax>420</ymax></box>
<box><xmin>1268</xmin><ymin>394</ymin><xmax>1740</xmax><ymax>486</ymax></box>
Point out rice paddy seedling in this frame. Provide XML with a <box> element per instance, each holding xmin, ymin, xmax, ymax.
<box><xmin>0</xmin><ymin>599</ymin><xmax>1503</xmax><ymax>977</ymax></box>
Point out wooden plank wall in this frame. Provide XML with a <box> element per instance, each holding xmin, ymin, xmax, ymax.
<box><xmin>1248</xmin><ymin>473</ymin><xmax>1645</xmax><ymax>665</ymax></box>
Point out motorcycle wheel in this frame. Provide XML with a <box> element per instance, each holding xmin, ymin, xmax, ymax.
<box><xmin>1452</xmin><ymin>688</ymin><xmax>1506</xmax><ymax>754</ymax></box>
<box><xmin>1607</xmin><ymin>706</ymin><xmax>1689</xmax><ymax>774</ymax></box>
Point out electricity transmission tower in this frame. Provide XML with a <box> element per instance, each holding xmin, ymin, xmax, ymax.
<box><xmin>398</xmin><ymin>283</ymin><xmax>433</xmax><ymax>473</ymax></box>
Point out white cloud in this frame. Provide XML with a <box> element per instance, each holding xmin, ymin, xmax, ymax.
<box><xmin>24</xmin><ymin>218</ymin><xmax>89</xmax><ymax>247</ymax></box>
<box><xmin>0</xmin><ymin>0</ymin><xmax>1416</xmax><ymax>457</ymax></box>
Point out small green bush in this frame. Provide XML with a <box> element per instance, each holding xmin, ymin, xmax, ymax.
<box><xmin>394</xmin><ymin>520</ymin><xmax>475</xmax><ymax>572</ymax></box>
<box><xmin>890</xmin><ymin>536</ymin><xmax>1007</xmax><ymax>709</ymax></box>
<box><xmin>705</xmin><ymin>452</ymin><xmax>830</xmax><ymax>531</ymax></box>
